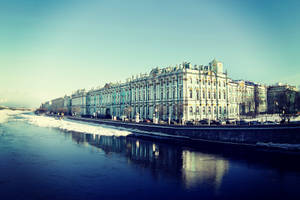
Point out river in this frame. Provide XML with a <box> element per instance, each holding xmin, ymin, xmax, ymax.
<box><xmin>0</xmin><ymin>109</ymin><xmax>300</xmax><ymax>200</ymax></box>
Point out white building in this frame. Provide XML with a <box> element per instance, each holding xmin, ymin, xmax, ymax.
<box><xmin>85</xmin><ymin>59</ymin><xmax>257</xmax><ymax>121</ymax></box>
<box><xmin>43</xmin><ymin>59</ymin><xmax>267</xmax><ymax>122</ymax></box>
<box><xmin>71</xmin><ymin>89</ymin><xmax>87</xmax><ymax>116</ymax></box>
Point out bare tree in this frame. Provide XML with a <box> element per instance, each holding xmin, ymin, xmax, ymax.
<box><xmin>277</xmin><ymin>90</ymin><xmax>297</xmax><ymax>123</ymax></box>
<box><xmin>124</xmin><ymin>105</ymin><xmax>132</xmax><ymax>119</ymax></box>
<box><xmin>173</xmin><ymin>103</ymin><xmax>183</xmax><ymax>123</ymax></box>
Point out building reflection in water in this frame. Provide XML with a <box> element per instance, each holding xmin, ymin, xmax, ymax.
<box><xmin>182</xmin><ymin>150</ymin><xmax>229</xmax><ymax>191</ymax></box>
<box><xmin>69</xmin><ymin>131</ymin><xmax>229</xmax><ymax>190</ymax></box>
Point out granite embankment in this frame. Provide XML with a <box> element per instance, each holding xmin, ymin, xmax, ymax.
<box><xmin>67</xmin><ymin>116</ymin><xmax>300</xmax><ymax>150</ymax></box>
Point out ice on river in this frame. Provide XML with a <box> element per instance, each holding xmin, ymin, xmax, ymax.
<box><xmin>0</xmin><ymin>109</ymin><xmax>26</xmax><ymax>124</ymax></box>
<box><xmin>0</xmin><ymin>109</ymin><xmax>131</xmax><ymax>136</ymax></box>
<box><xmin>18</xmin><ymin>114</ymin><xmax>132</xmax><ymax>136</ymax></box>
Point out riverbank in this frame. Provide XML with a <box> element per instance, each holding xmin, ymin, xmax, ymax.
<box><xmin>64</xmin><ymin>115</ymin><xmax>300</xmax><ymax>152</ymax></box>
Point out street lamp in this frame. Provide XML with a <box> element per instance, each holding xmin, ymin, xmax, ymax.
<box><xmin>155</xmin><ymin>107</ymin><xmax>158</xmax><ymax>123</ymax></box>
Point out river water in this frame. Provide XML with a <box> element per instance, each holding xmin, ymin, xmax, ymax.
<box><xmin>0</xmin><ymin>110</ymin><xmax>300</xmax><ymax>200</ymax></box>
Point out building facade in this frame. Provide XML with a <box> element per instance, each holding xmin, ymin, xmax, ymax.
<box><xmin>71</xmin><ymin>89</ymin><xmax>87</xmax><ymax>116</ymax></box>
<box><xmin>84</xmin><ymin>59</ymin><xmax>266</xmax><ymax>121</ymax></box>
<box><xmin>41</xmin><ymin>59</ymin><xmax>268</xmax><ymax>122</ymax></box>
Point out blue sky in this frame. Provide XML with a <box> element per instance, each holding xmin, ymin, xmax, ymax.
<box><xmin>1</xmin><ymin>0</ymin><xmax>299</xmax><ymax>107</ymax></box>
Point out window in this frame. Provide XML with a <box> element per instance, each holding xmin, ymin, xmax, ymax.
<box><xmin>173</xmin><ymin>88</ymin><xmax>175</xmax><ymax>99</ymax></box>
<box><xmin>161</xmin><ymin>89</ymin><xmax>163</xmax><ymax>100</ymax></box>
<box><xmin>179</xmin><ymin>89</ymin><xmax>182</xmax><ymax>98</ymax></box>
<box><xmin>166</xmin><ymin>88</ymin><xmax>169</xmax><ymax>99</ymax></box>
<box><xmin>190</xmin><ymin>90</ymin><xmax>193</xmax><ymax>98</ymax></box>
<box><xmin>208</xmin><ymin>107</ymin><xmax>211</xmax><ymax>114</ymax></box>
<box><xmin>196</xmin><ymin>90</ymin><xmax>200</xmax><ymax>100</ymax></box>
<box><xmin>203</xmin><ymin>107</ymin><xmax>206</xmax><ymax>115</ymax></box>
<box><xmin>214</xmin><ymin>107</ymin><xmax>216</xmax><ymax>114</ymax></box>
<box><xmin>190</xmin><ymin>78</ymin><xmax>192</xmax><ymax>84</ymax></box>
<box><xmin>190</xmin><ymin>106</ymin><xmax>193</xmax><ymax>114</ymax></box>
<box><xmin>203</xmin><ymin>89</ymin><xmax>205</xmax><ymax>98</ymax></box>
<box><xmin>208</xmin><ymin>91</ymin><xmax>211</xmax><ymax>99</ymax></box>
<box><xmin>196</xmin><ymin>106</ymin><xmax>199</xmax><ymax>114</ymax></box>
<box><xmin>196</xmin><ymin>79</ymin><xmax>199</xmax><ymax>84</ymax></box>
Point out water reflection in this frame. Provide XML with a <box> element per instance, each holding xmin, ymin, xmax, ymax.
<box><xmin>69</xmin><ymin>131</ymin><xmax>229</xmax><ymax>191</ymax></box>
<box><xmin>182</xmin><ymin>151</ymin><xmax>229</xmax><ymax>190</ymax></box>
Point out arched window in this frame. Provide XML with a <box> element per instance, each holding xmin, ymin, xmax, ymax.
<box><xmin>219</xmin><ymin>106</ymin><xmax>222</xmax><ymax>114</ymax></box>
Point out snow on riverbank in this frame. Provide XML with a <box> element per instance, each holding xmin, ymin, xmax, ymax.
<box><xmin>0</xmin><ymin>109</ymin><xmax>26</xmax><ymax>124</ymax></box>
<box><xmin>18</xmin><ymin>114</ymin><xmax>131</xmax><ymax>137</ymax></box>
<box><xmin>256</xmin><ymin>142</ymin><xmax>300</xmax><ymax>151</ymax></box>
<box><xmin>243</xmin><ymin>114</ymin><xmax>300</xmax><ymax>123</ymax></box>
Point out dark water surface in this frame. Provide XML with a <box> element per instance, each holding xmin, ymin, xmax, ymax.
<box><xmin>1</xmin><ymin>115</ymin><xmax>300</xmax><ymax>200</ymax></box>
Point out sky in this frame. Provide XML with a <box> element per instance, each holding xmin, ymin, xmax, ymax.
<box><xmin>0</xmin><ymin>0</ymin><xmax>300</xmax><ymax>108</ymax></box>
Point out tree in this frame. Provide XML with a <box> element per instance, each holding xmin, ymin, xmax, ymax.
<box><xmin>277</xmin><ymin>90</ymin><xmax>297</xmax><ymax>122</ymax></box>
<box><xmin>124</xmin><ymin>105</ymin><xmax>132</xmax><ymax>119</ymax></box>
<box><xmin>173</xmin><ymin>103</ymin><xmax>183</xmax><ymax>123</ymax></box>
<box><xmin>295</xmin><ymin>92</ymin><xmax>300</xmax><ymax>113</ymax></box>
<box><xmin>254</xmin><ymin>91</ymin><xmax>264</xmax><ymax>116</ymax></box>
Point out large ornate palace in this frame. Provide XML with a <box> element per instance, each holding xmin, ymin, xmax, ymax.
<box><xmin>41</xmin><ymin>59</ymin><xmax>268</xmax><ymax>122</ymax></box>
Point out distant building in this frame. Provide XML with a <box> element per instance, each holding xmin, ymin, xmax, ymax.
<box><xmin>63</xmin><ymin>95</ymin><xmax>71</xmax><ymax>115</ymax></box>
<box><xmin>71</xmin><ymin>89</ymin><xmax>87</xmax><ymax>116</ymax></box>
<box><xmin>50</xmin><ymin>97</ymin><xmax>64</xmax><ymax>114</ymax></box>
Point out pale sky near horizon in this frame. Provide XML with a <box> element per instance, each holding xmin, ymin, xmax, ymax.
<box><xmin>1</xmin><ymin>0</ymin><xmax>300</xmax><ymax>108</ymax></box>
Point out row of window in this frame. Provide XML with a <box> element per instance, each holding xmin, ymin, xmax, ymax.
<box><xmin>189</xmin><ymin>90</ymin><xmax>227</xmax><ymax>100</ymax></box>
<box><xmin>189</xmin><ymin>78</ymin><xmax>227</xmax><ymax>87</ymax></box>
<box><xmin>188</xmin><ymin>106</ymin><xmax>238</xmax><ymax>115</ymax></box>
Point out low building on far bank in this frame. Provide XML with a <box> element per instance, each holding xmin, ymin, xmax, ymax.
<box><xmin>71</xmin><ymin>89</ymin><xmax>87</xmax><ymax>116</ymax></box>
<box><xmin>50</xmin><ymin>97</ymin><xmax>65</xmax><ymax>114</ymax></box>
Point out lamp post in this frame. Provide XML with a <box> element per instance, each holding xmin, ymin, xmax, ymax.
<box><xmin>154</xmin><ymin>106</ymin><xmax>158</xmax><ymax>124</ymax></box>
